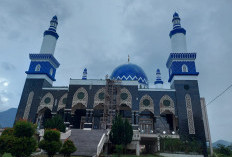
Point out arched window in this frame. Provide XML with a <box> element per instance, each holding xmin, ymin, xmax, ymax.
<box><xmin>50</xmin><ymin>68</ymin><xmax>53</xmax><ymax>76</ymax></box>
<box><xmin>182</xmin><ymin>64</ymin><xmax>188</xmax><ymax>72</ymax></box>
<box><xmin>35</xmin><ymin>64</ymin><xmax>41</xmax><ymax>71</ymax></box>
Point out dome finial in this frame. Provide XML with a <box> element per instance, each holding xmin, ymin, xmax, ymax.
<box><xmin>49</xmin><ymin>15</ymin><xmax>58</xmax><ymax>32</ymax></box>
<box><xmin>128</xmin><ymin>54</ymin><xmax>130</xmax><ymax>63</ymax></box>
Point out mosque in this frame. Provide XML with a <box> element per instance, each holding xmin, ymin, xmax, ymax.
<box><xmin>15</xmin><ymin>13</ymin><xmax>211</xmax><ymax>156</ymax></box>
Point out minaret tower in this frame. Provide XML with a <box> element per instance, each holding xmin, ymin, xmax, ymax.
<box><xmin>154</xmin><ymin>69</ymin><xmax>163</xmax><ymax>88</ymax></box>
<box><xmin>15</xmin><ymin>16</ymin><xmax>60</xmax><ymax>123</ymax></box>
<box><xmin>166</xmin><ymin>13</ymin><xmax>199</xmax><ymax>83</ymax></box>
<box><xmin>25</xmin><ymin>15</ymin><xmax>60</xmax><ymax>83</ymax></box>
<box><xmin>82</xmin><ymin>68</ymin><xmax>87</xmax><ymax>80</ymax></box>
<box><xmin>166</xmin><ymin>13</ymin><xmax>207</xmax><ymax>156</ymax></box>
<box><xmin>169</xmin><ymin>12</ymin><xmax>187</xmax><ymax>53</ymax></box>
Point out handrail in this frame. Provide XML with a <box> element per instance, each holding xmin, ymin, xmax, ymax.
<box><xmin>96</xmin><ymin>133</ymin><xmax>106</xmax><ymax>156</ymax></box>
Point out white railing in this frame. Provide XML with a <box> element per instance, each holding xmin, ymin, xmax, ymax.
<box><xmin>96</xmin><ymin>130</ymin><xmax>110</xmax><ymax>156</ymax></box>
<box><xmin>60</xmin><ymin>129</ymin><xmax>71</xmax><ymax>140</ymax></box>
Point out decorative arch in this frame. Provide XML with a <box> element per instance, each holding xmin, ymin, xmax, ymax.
<box><xmin>182</xmin><ymin>64</ymin><xmax>188</xmax><ymax>72</ymax></box>
<box><xmin>37</xmin><ymin>92</ymin><xmax>54</xmax><ymax>113</ymax></box>
<box><xmin>159</xmin><ymin>95</ymin><xmax>175</xmax><ymax>115</ymax></box>
<box><xmin>23</xmin><ymin>91</ymin><xmax>34</xmax><ymax>120</ymax></box>
<box><xmin>72</xmin><ymin>87</ymin><xmax>88</xmax><ymax>108</ymax></box>
<box><xmin>57</xmin><ymin>93</ymin><xmax>68</xmax><ymax>111</ymax></box>
<box><xmin>139</xmin><ymin>94</ymin><xmax>154</xmax><ymax>114</ymax></box>
<box><xmin>185</xmin><ymin>94</ymin><xmax>195</xmax><ymax>134</ymax></box>
<box><xmin>119</xmin><ymin>88</ymin><xmax>132</xmax><ymax>109</ymax></box>
<box><xmin>94</xmin><ymin>87</ymin><xmax>105</xmax><ymax>108</ymax></box>
<box><xmin>35</xmin><ymin>64</ymin><xmax>41</xmax><ymax>71</ymax></box>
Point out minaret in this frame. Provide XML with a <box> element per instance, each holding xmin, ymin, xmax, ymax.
<box><xmin>154</xmin><ymin>69</ymin><xmax>163</xmax><ymax>88</ymax></box>
<box><xmin>25</xmin><ymin>16</ymin><xmax>60</xmax><ymax>83</ymax></box>
<box><xmin>166</xmin><ymin>13</ymin><xmax>198</xmax><ymax>83</ymax></box>
<box><xmin>169</xmin><ymin>12</ymin><xmax>187</xmax><ymax>53</ymax></box>
<box><xmin>82</xmin><ymin>68</ymin><xmax>87</xmax><ymax>80</ymax></box>
<box><xmin>40</xmin><ymin>15</ymin><xmax>59</xmax><ymax>55</ymax></box>
<box><xmin>16</xmin><ymin>16</ymin><xmax>60</xmax><ymax>123</ymax></box>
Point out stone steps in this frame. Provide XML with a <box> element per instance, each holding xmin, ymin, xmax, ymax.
<box><xmin>69</xmin><ymin>129</ymin><xmax>106</xmax><ymax>156</ymax></box>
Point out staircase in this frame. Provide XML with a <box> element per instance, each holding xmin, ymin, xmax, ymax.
<box><xmin>69</xmin><ymin>129</ymin><xmax>107</xmax><ymax>156</ymax></box>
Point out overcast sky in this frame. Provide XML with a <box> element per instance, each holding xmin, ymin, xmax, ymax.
<box><xmin>0</xmin><ymin>0</ymin><xmax>232</xmax><ymax>142</ymax></box>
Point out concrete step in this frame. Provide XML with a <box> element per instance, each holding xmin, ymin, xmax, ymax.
<box><xmin>69</xmin><ymin>129</ymin><xmax>106</xmax><ymax>156</ymax></box>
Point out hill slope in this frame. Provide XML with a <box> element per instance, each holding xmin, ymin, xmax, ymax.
<box><xmin>213</xmin><ymin>140</ymin><xmax>232</xmax><ymax>147</ymax></box>
<box><xmin>0</xmin><ymin>108</ymin><xmax>17</xmax><ymax>128</ymax></box>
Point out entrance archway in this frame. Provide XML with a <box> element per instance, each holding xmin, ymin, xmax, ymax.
<box><xmin>37</xmin><ymin>107</ymin><xmax>52</xmax><ymax>129</ymax></box>
<box><xmin>71</xmin><ymin>103</ymin><xmax>86</xmax><ymax>129</ymax></box>
<box><xmin>139</xmin><ymin>110</ymin><xmax>154</xmax><ymax>134</ymax></box>
<box><xmin>93</xmin><ymin>103</ymin><xmax>104</xmax><ymax>129</ymax></box>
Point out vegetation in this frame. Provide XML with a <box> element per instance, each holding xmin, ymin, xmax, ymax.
<box><xmin>60</xmin><ymin>139</ymin><xmax>77</xmax><ymax>157</ymax></box>
<box><xmin>160</xmin><ymin>137</ymin><xmax>202</xmax><ymax>154</ymax></box>
<box><xmin>0</xmin><ymin>120</ymin><xmax>37</xmax><ymax>157</ymax></box>
<box><xmin>115</xmin><ymin>145</ymin><xmax>123</xmax><ymax>157</ymax></box>
<box><xmin>44</xmin><ymin>115</ymin><xmax>66</xmax><ymax>132</ymax></box>
<box><xmin>213</xmin><ymin>144</ymin><xmax>232</xmax><ymax>157</ymax></box>
<box><xmin>110</xmin><ymin>115</ymin><xmax>133</xmax><ymax>146</ymax></box>
<box><xmin>38</xmin><ymin>129</ymin><xmax>62</xmax><ymax>157</ymax></box>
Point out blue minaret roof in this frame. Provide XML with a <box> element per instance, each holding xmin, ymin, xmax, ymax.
<box><xmin>154</xmin><ymin>69</ymin><xmax>163</xmax><ymax>85</ymax></box>
<box><xmin>82</xmin><ymin>68</ymin><xmax>87</xmax><ymax>80</ymax></box>
<box><xmin>169</xmin><ymin>12</ymin><xmax>186</xmax><ymax>38</ymax></box>
<box><xmin>44</xmin><ymin>16</ymin><xmax>59</xmax><ymax>39</ymax></box>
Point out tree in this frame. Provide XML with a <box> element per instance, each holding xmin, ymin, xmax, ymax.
<box><xmin>39</xmin><ymin>129</ymin><xmax>62</xmax><ymax>157</ymax></box>
<box><xmin>60</xmin><ymin>139</ymin><xmax>77</xmax><ymax>157</ymax></box>
<box><xmin>109</xmin><ymin>115</ymin><xmax>133</xmax><ymax>153</ymax></box>
<box><xmin>44</xmin><ymin>115</ymin><xmax>66</xmax><ymax>132</ymax></box>
<box><xmin>0</xmin><ymin>120</ymin><xmax>37</xmax><ymax>157</ymax></box>
<box><xmin>123</xmin><ymin>119</ymin><xmax>133</xmax><ymax>146</ymax></box>
<box><xmin>109</xmin><ymin>115</ymin><xmax>125</xmax><ymax>145</ymax></box>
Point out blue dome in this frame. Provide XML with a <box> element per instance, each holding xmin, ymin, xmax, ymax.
<box><xmin>110</xmin><ymin>63</ymin><xmax>148</xmax><ymax>86</ymax></box>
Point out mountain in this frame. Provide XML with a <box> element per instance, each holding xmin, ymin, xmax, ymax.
<box><xmin>213</xmin><ymin>140</ymin><xmax>232</xmax><ymax>147</ymax></box>
<box><xmin>0</xmin><ymin>108</ymin><xmax>17</xmax><ymax>128</ymax></box>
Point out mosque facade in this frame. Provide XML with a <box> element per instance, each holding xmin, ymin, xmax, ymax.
<box><xmin>15</xmin><ymin>13</ymin><xmax>211</xmax><ymax>156</ymax></box>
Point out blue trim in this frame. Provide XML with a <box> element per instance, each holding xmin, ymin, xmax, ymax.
<box><xmin>166</xmin><ymin>53</ymin><xmax>197</xmax><ymax>68</ymax></box>
<box><xmin>44</xmin><ymin>30</ymin><xmax>59</xmax><ymax>39</ymax></box>
<box><xmin>169</xmin><ymin>28</ymin><xmax>186</xmax><ymax>38</ymax></box>
<box><xmin>154</xmin><ymin>80</ymin><xmax>163</xmax><ymax>84</ymax></box>
<box><xmin>29</xmin><ymin>54</ymin><xmax>60</xmax><ymax>68</ymax></box>
<box><xmin>168</xmin><ymin>73</ymin><xmax>199</xmax><ymax>82</ymax></box>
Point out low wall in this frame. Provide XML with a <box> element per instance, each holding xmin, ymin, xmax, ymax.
<box><xmin>159</xmin><ymin>153</ymin><xmax>204</xmax><ymax>157</ymax></box>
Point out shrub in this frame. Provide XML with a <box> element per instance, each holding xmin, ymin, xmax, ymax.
<box><xmin>115</xmin><ymin>145</ymin><xmax>123</xmax><ymax>157</ymax></box>
<box><xmin>2</xmin><ymin>153</ymin><xmax>13</xmax><ymax>157</ymax></box>
<box><xmin>39</xmin><ymin>129</ymin><xmax>62</xmax><ymax>157</ymax></box>
<box><xmin>44</xmin><ymin>115</ymin><xmax>66</xmax><ymax>132</ymax></box>
<box><xmin>0</xmin><ymin>120</ymin><xmax>37</xmax><ymax>157</ymax></box>
<box><xmin>13</xmin><ymin>120</ymin><xmax>36</xmax><ymax>138</ymax></box>
<box><xmin>60</xmin><ymin>139</ymin><xmax>77</xmax><ymax>157</ymax></box>
<box><xmin>1</xmin><ymin>128</ymin><xmax>14</xmax><ymax>136</ymax></box>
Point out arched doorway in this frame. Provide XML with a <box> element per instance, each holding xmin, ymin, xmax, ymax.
<box><xmin>93</xmin><ymin>103</ymin><xmax>104</xmax><ymax>129</ymax></box>
<box><xmin>119</xmin><ymin>104</ymin><xmax>132</xmax><ymax>123</ymax></box>
<box><xmin>37</xmin><ymin>107</ymin><xmax>52</xmax><ymax>129</ymax></box>
<box><xmin>139</xmin><ymin>110</ymin><xmax>154</xmax><ymax>134</ymax></box>
<box><xmin>71</xmin><ymin>103</ymin><xmax>86</xmax><ymax>129</ymax></box>
<box><xmin>57</xmin><ymin>108</ymin><xmax>65</xmax><ymax>119</ymax></box>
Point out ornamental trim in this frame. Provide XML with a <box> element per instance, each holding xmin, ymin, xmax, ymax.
<box><xmin>94</xmin><ymin>88</ymin><xmax>105</xmax><ymax>108</ymax></box>
<box><xmin>72</xmin><ymin>87</ymin><xmax>88</xmax><ymax>108</ymax></box>
<box><xmin>159</xmin><ymin>95</ymin><xmax>175</xmax><ymax>115</ymax></box>
<box><xmin>119</xmin><ymin>87</ymin><xmax>132</xmax><ymax>109</ymax></box>
<box><xmin>139</xmin><ymin>94</ymin><xmax>154</xmax><ymax>114</ymax></box>
<box><xmin>23</xmin><ymin>91</ymin><xmax>34</xmax><ymax>120</ymax></box>
<box><xmin>37</xmin><ymin>92</ymin><xmax>54</xmax><ymax>113</ymax></box>
<box><xmin>58</xmin><ymin>93</ymin><xmax>67</xmax><ymax>111</ymax></box>
<box><xmin>185</xmin><ymin>94</ymin><xmax>195</xmax><ymax>134</ymax></box>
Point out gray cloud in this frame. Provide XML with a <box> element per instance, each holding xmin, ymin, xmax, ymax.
<box><xmin>1</xmin><ymin>62</ymin><xmax>16</xmax><ymax>71</ymax></box>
